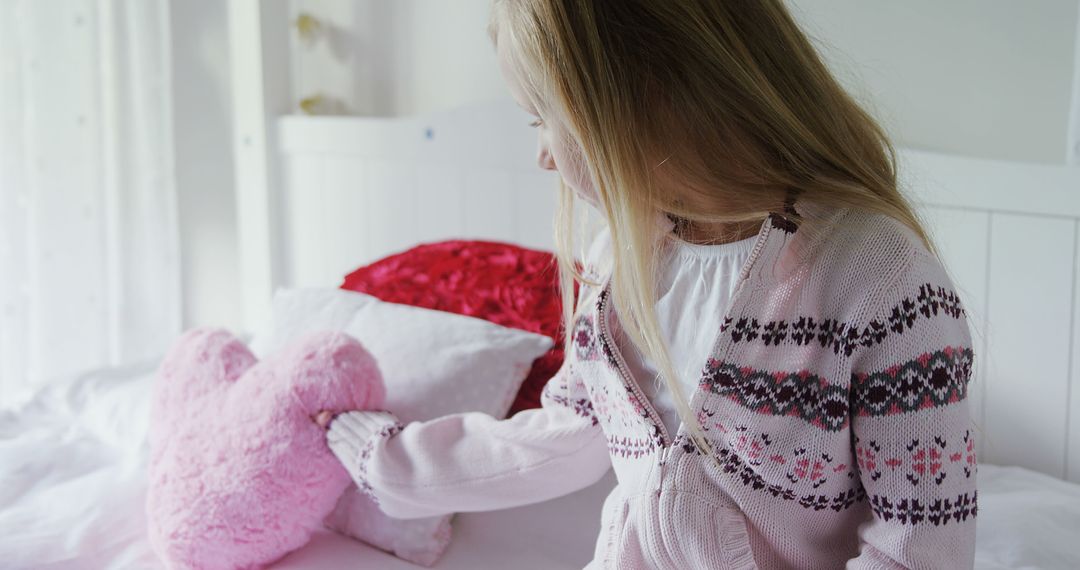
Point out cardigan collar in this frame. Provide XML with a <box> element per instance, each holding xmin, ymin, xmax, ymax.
<box><xmin>601</xmin><ymin>188</ymin><xmax>849</xmax><ymax>293</ymax></box>
<box><xmin>760</xmin><ymin>189</ymin><xmax>850</xmax><ymax>286</ymax></box>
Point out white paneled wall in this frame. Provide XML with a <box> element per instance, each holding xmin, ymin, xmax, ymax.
<box><xmin>919</xmin><ymin>208</ymin><xmax>991</xmax><ymax>463</ymax></box>
<box><xmin>288</xmin><ymin>0</ymin><xmax>504</xmax><ymax>117</ymax></box>
<box><xmin>285</xmin><ymin>0</ymin><xmax>1080</xmax><ymax>164</ymax></box>
<box><xmin>986</xmin><ymin>214</ymin><xmax>1073</xmax><ymax>477</ymax></box>
<box><xmin>1072</xmin><ymin>223</ymin><xmax>1080</xmax><ymax>481</ymax></box>
<box><xmin>899</xmin><ymin>151</ymin><xmax>1080</xmax><ymax>483</ymax></box>
<box><xmin>275</xmin><ymin>100</ymin><xmax>557</xmax><ymax>287</ymax></box>
<box><xmin>268</xmin><ymin>103</ymin><xmax>1080</xmax><ymax>483</ymax></box>
<box><xmin>926</xmin><ymin>209</ymin><xmax>1076</xmax><ymax>478</ymax></box>
<box><xmin>280</xmin><ymin>156</ymin><xmax>558</xmax><ymax>287</ymax></box>
<box><xmin>787</xmin><ymin>0</ymin><xmax>1080</xmax><ymax>165</ymax></box>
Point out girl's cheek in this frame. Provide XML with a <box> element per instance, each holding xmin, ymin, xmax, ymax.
<box><xmin>569</xmin><ymin>170</ymin><xmax>602</xmax><ymax>210</ymax></box>
<box><xmin>568</xmin><ymin>154</ymin><xmax>598</xmax><ymax>202</ymax></box>
<box><xmin>560</xmin><ymin>155</ymin><xmax>599</xmax><ymax>209</ymax></box>
<box><xmin>548</xmin><ymin>129</ymin><xmax>603</xmax><ymax>212</ymax></box>
<box><xmin>575</xmin><ymin>187</ymin><xmax>602</xmax><ymax>211</ymax></box>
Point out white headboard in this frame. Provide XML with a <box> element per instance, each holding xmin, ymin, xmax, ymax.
<box><xmin>275</xmin><ymin>100</ymin><xmax>560</xmax><ymax>286</ymax></box>
<box><xmin>256</xmin><ymin>99</ymin><xmax>1080</xmax><ymax>484</ymax></box>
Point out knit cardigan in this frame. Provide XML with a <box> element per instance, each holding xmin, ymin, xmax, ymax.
<box><xmin>326</xmin><ymin>195</ymin><xmax>978</xmax><ymax>569</ymax></box>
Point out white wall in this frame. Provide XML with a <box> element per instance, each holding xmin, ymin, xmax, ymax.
<box><xmin>172</xmin><ymin>0</ymin><xmax>243</xmax><ymax>331</ymax></box>
<box><xmin>786</xmin><ymin>0</ymin><xmax>1080</xmax><ymax>165</ymax></box>
<box><xmin>291</xmin><ymin>0</ymin><xmax>1080</xmax><ymax>164</ymax></box>
<box><xmin>290</xmin><ymin>0</ymin><xmax>507</xmax><ymax>116</ymax></box>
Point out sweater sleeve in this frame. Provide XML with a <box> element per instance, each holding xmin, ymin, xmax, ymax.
<box><xmin>325</xmin><ymin>229</ymin><xmax>616</xmax><ymax>520</ymax></box>
<box><xmin>325</xmin><ymin>289</ymin><xmax>611</xmax><ymax>520</ymax></box>
<box><xmin>845</xmin><ymin>248</ymin><xmax>978</xmax><ymax>569</ymax></box>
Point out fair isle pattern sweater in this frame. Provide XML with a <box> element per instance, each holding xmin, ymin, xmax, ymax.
<box><xmin>326</xmin><ymin>194</ymin><xmax>978</xmax><ymax>569</ymax></box>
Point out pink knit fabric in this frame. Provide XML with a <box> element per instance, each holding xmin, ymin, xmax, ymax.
<box><xmin>326</xmin><ymin>196</ymin><xmax>979</xmax><ymax>569</ymax></box>
<box><xmin>146</xmin><ymin>327</ymin><xmax>385</xmax><ymax>569</ymax></box>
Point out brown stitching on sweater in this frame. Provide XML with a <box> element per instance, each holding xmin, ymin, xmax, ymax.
<box><xmin>765</xmin><ymin>188</ymin><xmax>801</xmax><ymax>234</ymax></box>
<box><xmin>719</xmin><ymin>283</ymin><xmax>967</xmax><ymax>357</ymax></box>
<box><xmin>700</xmin><ymin>360</ymin><xmax>851</xmax><ymax>431</ymax></box>
<box><xmin>354</xmin><ymin>422</ymin><xmax>406</xmax><ymax>508</ymax></box>
<box><xmin>606</xmin><ymin>433</ymin><xmax>656</xmax><ymax>459</ymax></box>
<box><xmin>686</xmin><ymin>409</ymin><xmax>858</xmax><ymax>487</ymax></box>
<box><xmin>572</xmin><ymin>312</ymin><xmax>604</xmax><ymax>363</ymax></box>
<box><xmin>855</xmin><ymin>430</ymin><xmax>977</xmax><ymax>487</ymax></box>
<box><xmin>699</xmin><ymin>345</ymin><xmax>972</xmax><ymax>430</ymax></box>
<box><xmin>673</xmin><ymin>433</ymin><xmax>866</xmax><ymax>511</ymax></box>
<box><xmin>711</xmin><ymin>444</ymin><xmax>866</xmax><ymax>511</ymax></box>
<box><xmin>851</xmin><ymin>346</ymin><xmax>973</xmax><ymax>418</ymax></box>
<box><xmin>868</xmin><ymin>491</ymin><xmax>978</xmax><ymax>525</ymax></box>
<box><xmin>541</xmin><ymin>382</ymin><xmax>600</xmax><ymax>427</ymax></box>
<box><xmin>767</xmin><ymin>212</ymin><xmax>797</xmax><ymax>234</ymax></box>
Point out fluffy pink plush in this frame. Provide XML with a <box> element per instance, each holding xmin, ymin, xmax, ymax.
<box><xmin>146</xmin><ymin>327</ymin><xmax>385</xmax><ymax>569</ymax></box>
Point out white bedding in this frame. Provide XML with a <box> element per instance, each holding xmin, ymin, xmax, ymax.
<box><xmin>2</xmin><ymin>359</ymin><xmax>1078</xmax><ymax>569</ymax></box>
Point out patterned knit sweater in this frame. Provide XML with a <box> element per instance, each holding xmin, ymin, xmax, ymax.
<box><xmin>326</xmin><ymin>195</ymin><xmax>978</xmax><ymax>569</ymax></box>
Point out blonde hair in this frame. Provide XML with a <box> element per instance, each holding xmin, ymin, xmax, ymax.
<box><xmin>489</xmin><ymin>0</ymin><xmax>969</xmax><ymax>467</ymax></box>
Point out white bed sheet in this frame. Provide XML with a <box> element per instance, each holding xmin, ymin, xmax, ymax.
<box><xmin>2</xmin><ymin>359</ymin><xmax>1078</xmax><ymax>569</ymax></box>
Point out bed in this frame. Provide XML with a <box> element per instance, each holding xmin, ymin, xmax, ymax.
<box><xmin>4</xmin><ymin>99</ymin><xmax>1080</xmax><ymax>569</ymax></box>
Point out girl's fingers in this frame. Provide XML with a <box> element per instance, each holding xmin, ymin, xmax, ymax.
<box><xmin>314</xmin><ymin>410</ymin><xmax>334</xmax><ymax>428</ymax></box>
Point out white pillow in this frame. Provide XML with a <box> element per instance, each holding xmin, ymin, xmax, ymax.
<box><xmin>248</xmin><ymin>287</ymin><xmax>553</xmax><ymax>422</ymax></box>
<box><xmin>247</xmin><ymin>287</ymin><xmax>554</xmax><ymax>566</ymax></box>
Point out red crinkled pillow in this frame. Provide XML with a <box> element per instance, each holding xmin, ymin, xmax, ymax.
<box><xmin>340</xmin><ymin>240</ymin><xmax>578</xmax><ymax>416</ymax></box>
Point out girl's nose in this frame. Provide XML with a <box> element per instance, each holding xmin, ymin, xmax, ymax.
<box><xmin>537</xmin><ymin>144</ymin><xmax>556</xmax><ymax>171</ymax></box>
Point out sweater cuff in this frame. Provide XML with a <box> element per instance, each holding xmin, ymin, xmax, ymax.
<box><xmin>326</xmin><ymin>410</ymin><xmax>405</xmax><ymax>494</ymax></box>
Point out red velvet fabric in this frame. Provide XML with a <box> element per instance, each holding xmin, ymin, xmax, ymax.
<box><xmin>340</xmin><ymin>240</ymin><xmax>578</xmax><ymax>416</ymax></box>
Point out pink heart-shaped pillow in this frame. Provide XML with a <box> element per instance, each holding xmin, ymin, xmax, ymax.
<box><xmin>146</xmin><ymin>327</ymin><xmax>385</xmax><ymax>569</ymax></box>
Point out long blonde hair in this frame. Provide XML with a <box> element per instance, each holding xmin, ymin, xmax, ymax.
<box><xmin>490</xmin><ymin>0</ymin><xmax>961</xmax><ymax>465</ymax></box>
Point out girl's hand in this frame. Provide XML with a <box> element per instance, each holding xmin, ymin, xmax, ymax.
<box><xmin>313</xmin><ymin>410</ymin><xmax>337</xmax><ymax>430</ymax></box>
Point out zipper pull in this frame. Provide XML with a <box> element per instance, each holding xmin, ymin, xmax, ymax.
<box><xmin>655</xmin><ymin>446</ymin><xmax>667</xmax><ymax>498</ymax></box>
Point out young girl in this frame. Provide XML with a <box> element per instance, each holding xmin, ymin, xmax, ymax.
<box><xmin>316</xmin><ymin>1</ymin><xmax>978</xmax><ymax>568</ymax></box>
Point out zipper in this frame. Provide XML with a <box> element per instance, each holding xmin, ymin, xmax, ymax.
<box><xmin>594</xmin><ymin>214</ymin><xmax>779</xmax><ymax>499</ymax></box>
<box><xmin>657</xmin><ymin>444</ymin><xmax>672</xmax><ymax>498</ymax></box>
<box><xmin>598</xmin><ymin>286</ymin><xmax>672</xmax><ymax>447</ymax></box>
<box><xmin>597</xmin><ymin>286</ymin><xmax>672</xmax><ymax>498</ymax></box>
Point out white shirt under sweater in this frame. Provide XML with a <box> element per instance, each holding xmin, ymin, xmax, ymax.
<box><xmin>610</xmin><ymin>232</ymin><xmax>758</xmax><ymax>439</ymax></box>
